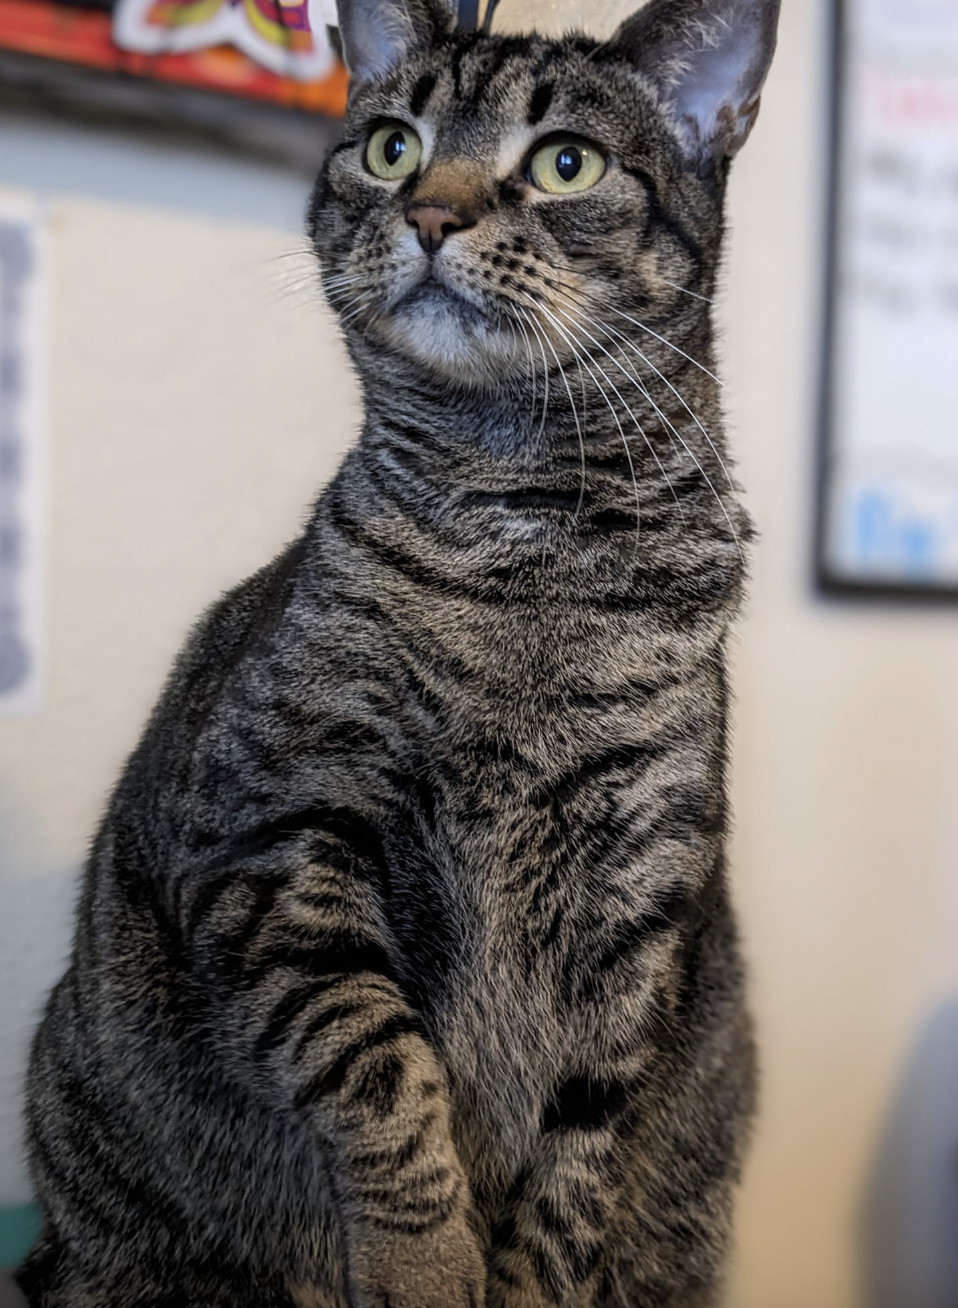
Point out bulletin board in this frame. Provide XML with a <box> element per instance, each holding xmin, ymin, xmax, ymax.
<box><xmin>817</xmin><ymin>0</ymin><xmax>958</xmax><ymax>599</ymax></box>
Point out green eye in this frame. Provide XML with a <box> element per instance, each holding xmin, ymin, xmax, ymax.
<box><xmin>365</xmin><ymin>122</ymin><xmax>423</xmax><ymax>181</ymax></box>
<box><xmin>528</xmin><ymin>138</ymin><xmax>606</xmax><ymax>195</ymax></box>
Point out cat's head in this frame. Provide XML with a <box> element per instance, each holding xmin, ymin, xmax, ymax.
<box><xmin>308</xmin><ymin>0</ymin><xmax>780</xmax><ymax>389</ymax></box>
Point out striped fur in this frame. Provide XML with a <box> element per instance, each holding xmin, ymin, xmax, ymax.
<box><xmin>19</xmin><ymin>1</ymin><xmax>780</xmax><ymax>1304</ymax></box>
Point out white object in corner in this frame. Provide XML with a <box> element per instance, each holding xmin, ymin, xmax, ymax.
<box><xmin>0</xmin><ymin>195</ymin><xmax>47</xmax><ymax>718</ymax></box>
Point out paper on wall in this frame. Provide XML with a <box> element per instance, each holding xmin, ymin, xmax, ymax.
<box><xmin>0</xmin><ymin>198</ymin><xmax>46</xmax><ymax>715</ymax></box>
<box><xmin>824</xmin><ymin>0</ymin><xmax>958</xmax><ymax>589</ymax></box>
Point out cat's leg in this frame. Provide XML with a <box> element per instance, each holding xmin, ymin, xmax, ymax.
<box><xmin>486</xmin><ymin>932</ymin><xmax>752</xmax><ymax>1307</ymax></box>
<box><xmin>485</xmin><ymin>1072</ymin><xmax>736</xmax><ymax>1308</ymax></box>
<box><xmin>186</xmin><ymin>849</ymin><xmax>486</xmax><ymax>1308</ymax></box>
<box><xmin>485</xmin><ymin>912</ymin><xmax>668</xmax><ymax>1308</ymax></box>
<box><xmin>486</xmin><ymin>1083</ymin><xmax>623</xmax><ymax>1308</ymax></box>
<box><xmin>600</xmin><ymin>1027</ymin><xmax>755</xmax><ymax>1308</ymax></box>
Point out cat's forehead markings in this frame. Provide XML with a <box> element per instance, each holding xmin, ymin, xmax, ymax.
<box><xmin>527</xmin><ymin>82</ymin><xmax>555</xmax><ymax>127</ymax></box>
<box><xmin>409</xmin><ymin>72</ymin><xmax>437</xmax><ymax>118</ymax></box>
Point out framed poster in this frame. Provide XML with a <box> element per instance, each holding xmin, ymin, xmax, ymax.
<box><xmin>818</xmin><ymin>0</ymin><xmax>958</xmax><ymax>599</ymax></box>
<box><xmin>0</xmin><ymin>0</ymin><xmax>347</xmax><ymax>116</ymax></box>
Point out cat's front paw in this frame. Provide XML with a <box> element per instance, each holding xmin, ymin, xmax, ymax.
<box><xmin>486</xmin><ymin>1277</ymin><xmax>552</xmax><ymax>1308</ymax></box>
<box><xmin>486</xmin><ymin>1258</ymin><xmax>594</xmax><ymax>1308</ymax></box>
<box><xmin>349</xmin><ymin>1217</ymin><xmax>487</xmax><ymax>1308</ymax></box>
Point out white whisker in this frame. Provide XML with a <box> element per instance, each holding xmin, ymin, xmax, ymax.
<box><xmin>338</xmin><ymin>294</ymin><xmax>376</xmax><ymax>329</ymax></box>
<box><xmin>519</xmin><ymin>308</ymin><xmax>551</xmax><ymax>444</ymax></box>
<box><xmin>519</xmin><ymin>308</ymin><xmax>586</xmax><ymax>518</ymax></box>
<box><xmin>550</xmin><ymin>297</ymin><xmax>740</xmax><ymax>555</ymax></box>
<box><xmin>527</xmin><ymin>303</ymin><xmax>643</xmax><ymax>548</ymax></box>
<box><xmin>558</xmin><ymin>287</ymin><xmax>736</xmax><ymax>494</ymax></box>
<box><xmin>535</xmin><ymin>260</ymin><xmax>720</xmax><ymax>381</ymax></box>
<box><xmin>662</xmin><ymin>279</ymin><xmax>714</xmax><ymax>305</ymax></box>
<box><xmin>540</xmin><ymin>303</ymin><xmax>685</xmax><ymax>522</ymax></box>
<box><xmin>610</xmin><ymin>306</ymin><xmax>724</xmax><ymax>386</ymax></box>
<box><xmin>551</xmin><ymin>282</ymin><xmax>739</xmax><ymax>501</ymax></box>
<box><xmin>512</xmin><ymin>312</ymin><xmax>538</xmax><ymax>428</ymax></box>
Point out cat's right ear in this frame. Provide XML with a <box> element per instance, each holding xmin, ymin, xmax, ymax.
<box><xmin>336</xmin><ymin>0</ymin><xmax>453</xmax><ymax>84</ymax></box>
<box><xmin>610</xmin><ymin>0</ymin><xmax>781</xmax><ymax>162</ymax></box>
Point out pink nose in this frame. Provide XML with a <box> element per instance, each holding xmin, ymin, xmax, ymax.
<box><xmin>406</xmin><ymin>203</ymin><xmax>466</xmax><ymax>254</ymax></box>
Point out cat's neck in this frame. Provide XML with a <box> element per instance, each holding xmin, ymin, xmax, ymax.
<box><xmin>316</xmin><ymin>351</ymin><xmax>747</xmax><ymax>616</ymax></box>
<box><xmin>350</xmin><ymin>347</ymin><xmax>738</xmax><ymax>524</ymax></box>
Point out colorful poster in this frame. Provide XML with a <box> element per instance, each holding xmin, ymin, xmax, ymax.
<box><xmin>114</xmin><ymin>0</ymin><xmax>338</xmax><ymax>82</ymax></box>
<box><xmin>820</xmin><ymin>0</ymin><xmax>958</xmax><ymax>596</ymax></box>
<box><xmin>0</xmin><ymin>199</ymin><xmax>46</xmax><ymax>716</ymax></box>
<box><xmin>0</xmin><ymin>0</ymin><xmax>348</xmax><ymax>114</ymax></box>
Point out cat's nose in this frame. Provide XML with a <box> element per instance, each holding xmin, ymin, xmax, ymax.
<box><xmin>406</xmin><ymin>203</ymin><xmax>469</xmax><ymax>255</ymax></box>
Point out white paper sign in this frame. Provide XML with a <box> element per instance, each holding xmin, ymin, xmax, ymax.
<box><xmin>821</xmin><ymin>0</ymin><xmax>958</xmax><ymax>593</ymax></box>
<box><xmin>0</xmin><ymin>199</ymin><xmax>46</xmax><ymax>713</ymax></box>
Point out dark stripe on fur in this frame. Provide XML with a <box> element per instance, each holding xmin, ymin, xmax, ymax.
<box><xmin>527</xmin><ymin>81</ymin><xmax>555</xmax><ymax>125</ymax></box>
<box><xmin>410</xmin><ymin>73</ymin><xmax>437</xmax><ymax>116</ymax></box>
<box><xmin>595</xmin><ymin>888</ymin><xmax>690</xmax><ymax>972</ymax></box>
<box><xmin>293</xmin><ymin>1012</ymin><xmax>422</xmax><ymax>1109</ymax></box>
<box><xmin>239</xmin><ymin>936</ymin><xmax>395</xmax><ymax>992</ymax></box>
<box><xmin>620</xmin><ymin>163</ymin><xmax>705</xmax><ymax>265</ymax></box>
<box><xmin>542</xmin><ymin>1077</ymin><xmax>629</xmax><ymax>1133</ymax></box>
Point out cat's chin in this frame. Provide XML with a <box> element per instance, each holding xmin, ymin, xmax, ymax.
<box><xmin>370</xmin><ymin>286</ymin><xmax>523</xmax><ymax>387</ymax></box>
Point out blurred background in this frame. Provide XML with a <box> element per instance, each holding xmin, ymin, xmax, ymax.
<box><xmin>1</xmin><ymin>0</ymin><xmax>957</xmax><ymax>1305</ymax></box>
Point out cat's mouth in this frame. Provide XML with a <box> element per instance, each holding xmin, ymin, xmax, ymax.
<box><xmin>392</xmin><ymin>271</ymin><xmax>489</xmax><ymax>324</ymax></box>
<box><xmin>373</xmin><ymin>267</ymin><xmax>522</xmax><ymax>382</ymax></box>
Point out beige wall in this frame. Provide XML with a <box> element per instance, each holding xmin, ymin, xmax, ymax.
<box><xmin>2</xmin><ymin>0</ymin><xmax>957</xmax><ymax>1303</ymax></box>
<box><xmin>725</xmin><ymin>3</ymin><xmax>958</xmax><ymax>1305</ymax></box>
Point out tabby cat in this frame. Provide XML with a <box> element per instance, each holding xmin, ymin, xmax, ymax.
<box><xmin>19</xmin><ymin>0</ymin><xmax>781</xmax><ymax>1303</ymax></box>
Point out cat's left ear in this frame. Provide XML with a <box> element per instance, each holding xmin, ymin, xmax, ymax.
<box><xmin>336</xmin><ymin>0</ymin><xmax>453</xmax><ymax>85</ymax></box>
<box><xmin>610</xmin><ymin>0</ymin><xmax>782</xmax><ymax>161</ymax></box>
